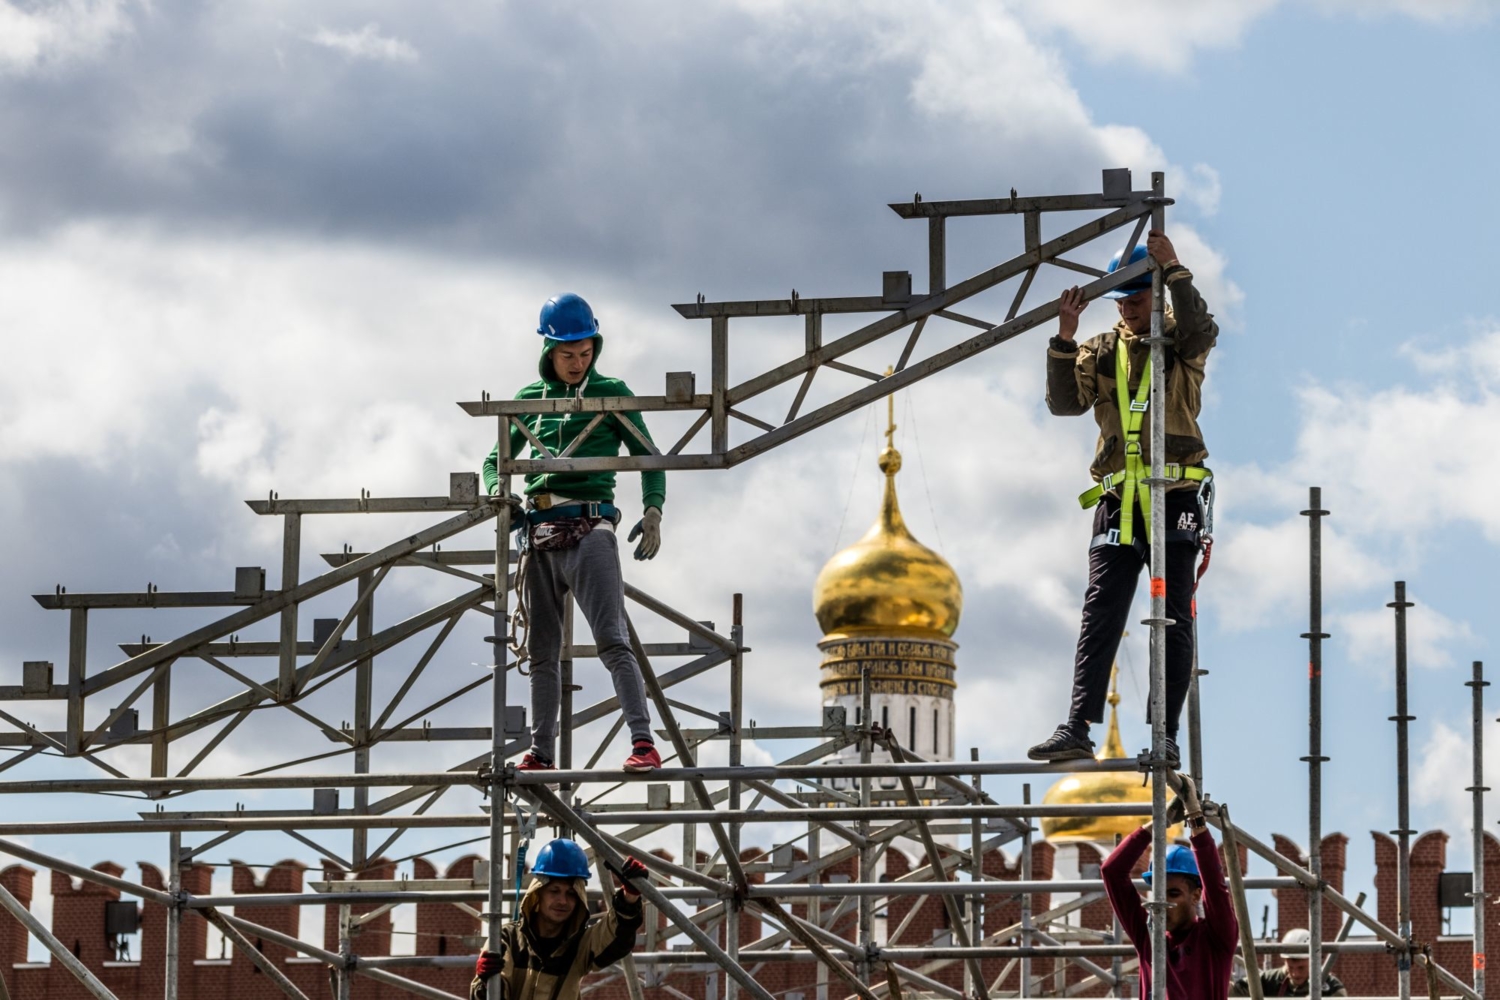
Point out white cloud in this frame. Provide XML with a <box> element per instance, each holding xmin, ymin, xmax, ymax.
<box><xmin>1414</xmin><ymin>716</ymin><xmax>1500</xmax><ymax>871</ymax></box>
<box><xmin>0</xmin><ymin>0</ymin><xmax>131</xmax><ymax>74</ymax></box>
<box><xmin>1316</xmin><ymin>0</ymin><xmax>1492</xmax><ymax>23</ymax></box>
<box><xmin>1180</xmin><ymin>163</ymin><xmax>1223</xmax><ymax>217</ymax></box>
<box><xmin>1334</xmin><ymin>598</ymin><xmax>1475</xmax><ymax>673</ymax></box>
<box><xmin>1011</xmin><ymin>0</ymin><xmax>1488</xmax><ymax>74</ymax></box>
<box><xmin>306</xmin><ymin>22</ymin><xmax>418</xmax><ymax>63</ymax></box>
<box><xmin>1010</xmin><ymin>0</ymin><xmax>1280</xmax><ymax>74</ymax></box>
<box><xmin>1205</xmin><ymin>515</ymin><xmax>1391</xmax><ymax>631</ymax></box>
<box><xmin>1188</xmin><ymin>322</ymin><xmax>1500</xmax><ymax>641</ymax></box>
<box><xmin>1287</xmin><ymin>328</ymin><xmax>1500</xmax><ymax>546</ymax></box>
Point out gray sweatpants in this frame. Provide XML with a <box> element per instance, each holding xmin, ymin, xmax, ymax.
<box><xmin>524</xmin><ymin>528</ymin><xmax>653</xmax><ymax>760</ymax></box>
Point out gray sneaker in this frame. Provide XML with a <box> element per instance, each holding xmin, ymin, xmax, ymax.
<box><xmin>1028</xmin><ymin>725</ymin><xmax>1096</xmax><ymax>761</ymax></box>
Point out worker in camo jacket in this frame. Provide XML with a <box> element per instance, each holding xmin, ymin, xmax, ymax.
<box><xmin>1029</xmin><ymin>229</ymin><xmax>1218</xmax><ymax>767</ymax></box>
<box><xmin>471</xmin><ymin>838</ymin><xmax>648</xmax><ymax>1000</ymax></box>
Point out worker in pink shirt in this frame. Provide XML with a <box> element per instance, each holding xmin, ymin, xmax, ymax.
<box><xmin>1102</xmin><ymin>776</ymin><xmax>1237</xmax><ymax>1000</ymax></box>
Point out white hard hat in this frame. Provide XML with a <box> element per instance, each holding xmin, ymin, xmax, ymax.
<box><xmin>1281</xmin><ymin>928</ymin><xmax>1312</xmax><ymax>948</ymax></box>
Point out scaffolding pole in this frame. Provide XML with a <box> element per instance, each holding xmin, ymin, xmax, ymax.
<box><xmin>1469</xmin><ymin>660</ymin><xmax>1489</xmax><ymax>1000</ymax></box>
<box><xmin>165</xmin><ymin>831</ymin><xmax>180</xmax><ymax>1000</ymax></box>
<box><xmin>1392</xmin><ymin>581</ymin><xmax>1416</xmax><ymax>1000</ymax></box>
<box><xmin>1304</xmin><ymin>486</ymin><xmax>1331</xmax><ymax>1000</ymax></box>
<box><xmin>484</xmin><ymin>456</ymin><xmax>513</xmax><ymax>998</ymax></box>
<box><xmin>1145</xmin><ymin>168</ymin><xmax>1170</xmax><ymax>1000</ymax></box>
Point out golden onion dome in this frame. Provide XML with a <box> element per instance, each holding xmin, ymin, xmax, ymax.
<box><xmin>1041</xmin><ymin>664</ymin><xmax>1182</xmax><ymax>843</ymax></box>
<box><xmin>812</xmin><ymin>391</ymin><xmax>962</xmax><ymax>640</ymax></box>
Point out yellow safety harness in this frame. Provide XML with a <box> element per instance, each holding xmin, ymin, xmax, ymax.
<box><xmin>1076</xmin><ymin>340</ymin><xmax>1210</xmax><ymax>546</ymax></box>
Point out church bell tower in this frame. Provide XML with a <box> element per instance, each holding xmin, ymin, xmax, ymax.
<box><xmin>812</xmin><ymin>390</ymin><xmax>962</xmax><ymax>788</ymax></box>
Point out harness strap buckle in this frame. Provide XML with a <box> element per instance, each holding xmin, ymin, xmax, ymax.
<box><xmin>1129</xmin><ymin>399</ymin><xmax>1149</xmax><ymax>412</ymax></box>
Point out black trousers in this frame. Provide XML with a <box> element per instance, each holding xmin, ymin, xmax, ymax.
<box><xmin>1068</xmin><ymin>489</ymin><xmax>1201</xmax><ymax>736</ymax></box>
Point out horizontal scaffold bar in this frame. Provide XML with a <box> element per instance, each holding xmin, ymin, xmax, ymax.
<box><xmin>151</xmin><ymin>876</ymin><xmax>1301</xmax><ymax>909</ymax></box>
<box><xmin>507</xmin><ymin>759</ymin><xmax>1144</xmax><ymax>784</ymax></box>
<box><xmin>567</xmin><ymin>803</ymin><xmax>1154</xmax><ymax>824</ymax></box>
<box><xmin>0</xmin><ymin>802</ymin><xmax>1175</xmax><ymax>835</ymax></box>
<box><xmin>345</xmin><ymin>937</ymin><xmax>1398</xmax><ymax>971</ymax></box>
<box><xmin>0</xmin><ymin>757</ymin><xmax>1141</xmax><ymax>795</ymax></box>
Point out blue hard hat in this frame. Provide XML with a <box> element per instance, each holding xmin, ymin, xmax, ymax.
<box><xmin>1103</xmin><ymin>244</ymin><xmax>1152</xmax><ymax>300</ymax></box>
<box><xmin>537</xmin><ymin>293</ymin><xmax>599</xmax><ymax>341</ymax></box>
<box><xmin>1142</xmin><ymin>845</ymin><xmax>1200</xmax><ymax>886</ymax></box>
<box><xmin>530</xmin><ymin>838</ymin><xmax>592</xmax><ymax>880</ymax></box>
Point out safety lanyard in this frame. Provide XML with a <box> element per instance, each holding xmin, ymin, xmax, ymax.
<box><xmin>1115</xmin><ymin>342</ymin><xmax>1153</xmax><ymax>547</ymax></box>
<box><xmin>512</xmin><ymin>797</ymin><xmax>538</xmax><ymax>914</ymax></box>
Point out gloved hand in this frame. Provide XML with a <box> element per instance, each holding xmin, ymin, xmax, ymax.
<box><xmin>614</xmin><ymin>856</ymin><xmax>649</xmax><ymax>898</ymax></box>
<box><xmin>1164</xmin><ymin>771</ymin><xmax>1202</xmax><ymax>825</ymax></box>
<box><xmin>475</xmin><ymin>946</ymin><xmax>505</xmax><ymax>979</ymax></box>
<box><xmin>628</xmin><ymin>507</ymin><xmax>662</xmax><ymax>561</ymax></box>
<box><xmin>487</xmin><ymin>490</ymin><xmax>525</xmax><ymax>517</ymax></box>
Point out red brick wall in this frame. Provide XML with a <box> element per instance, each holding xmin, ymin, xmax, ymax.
<box><xmin>1</xmin><ymin>832</ymin><xmax>1495</xmax><ymax>1000</ymax></box>
<box><xmin>413</xmin><ymin>855</ymin><xmax>481</xmax><ymax>957</ymax></box>
<box><xmin>1270</xmin><ymin>832</ymin><xmax>1348</xmax><ymax>943</ymax></box>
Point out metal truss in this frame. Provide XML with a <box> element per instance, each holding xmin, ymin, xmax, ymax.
<box><xmin>0</xmin><ymin>175</ymin><xmax>1487</xmax><ymax>1000</ymax></box>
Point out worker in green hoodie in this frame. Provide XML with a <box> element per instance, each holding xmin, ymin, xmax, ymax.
<box><xmin>483</xmin><ymin>293</ymin><xmax>664</xmax><ymax>774</ymax></box>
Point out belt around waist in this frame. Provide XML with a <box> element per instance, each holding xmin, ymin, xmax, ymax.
<box><xmin>1078</xmin><ymin>465</ymin><xmax>1211</xmax><ymax>510</ymax></box>
<box><xmin>524</xmin><ymin>502</ymin><xmax>620</xmax><ymax>526</ymax></box>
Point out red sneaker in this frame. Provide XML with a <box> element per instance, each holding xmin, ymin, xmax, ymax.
<box><xmin>623</xmin><ymin>743</ymin><xmax>662</xmax><ymax>773</ymax></box>
<box><xmin>517</xmin><ymin>752</ymin><xmax>556</xmax><ymax>772</ymax></box>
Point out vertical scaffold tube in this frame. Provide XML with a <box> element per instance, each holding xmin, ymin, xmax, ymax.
<box><xmin>970</xmin><ymin>748</ymin><xmax>983</xmax><ymax>1000</ymax></box>
<box><xmin>1188</xmin><ymin>642</ymin><xmax>1204</xmax><ymax>787</ymax></box>
<box><xmin>859</xmin><ymin>665</ymin><xmax>874</xmax><ymax>984</ymax></box>
<box><xmin>1146</xmin><ymin>170</ymin><xmax>1169</xmax><ymax>1000</ymax></box>
<box><xmin>1302</xmin><ymin>487</ymin><xmax>1331</xmax><ymax>1000</ymax></box>
<box><xmin>1470</xmin><ymin>660</ymin><xmax>1489</xmax><ymax>1000</ymax></box>
<box><xmin>1391</xmin><ymin>580</ymin><xmax>1416</xmax><ymax>1000</ymax></box>
<box><xmin>727</xmin><ymin>594</ymin><xmax>744</xmax><ymax>1000</ymax></box>
<box><xmin>485</xmin><ymin>417</ymin><xmax>513</xmax><ymax>996</ymax></box>
<box><xmin>1021</xmin><ymin>783</ymin><xmax>1033</xmax><ymax>998</ymax></box>
<box><xmin>164</xmin><ymin>831</ymin><xmax>180</xmax><ymax>1000</ymax></box>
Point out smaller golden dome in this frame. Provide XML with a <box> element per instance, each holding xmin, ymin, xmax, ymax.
<box><xmin>812</xmin><ymin>387</ymin><xmax>961</xmax><ymax>640</ymax></box>
<box><xmin>1041</xmin><ymin>663</ymin><xmax>1181</xmax><ymax>843</ymax></box>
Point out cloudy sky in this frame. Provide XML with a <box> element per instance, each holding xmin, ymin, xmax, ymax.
<box><xmin>2</xmin><ymin>0</ymin><xmax>1499</xmax><ymax>955</ymax></box>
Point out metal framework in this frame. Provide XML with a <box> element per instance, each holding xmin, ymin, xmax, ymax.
<box><xmin>0</xmin><ymin>171</ymin><xmax>1487</xmax><ymax>1000</ymax></box>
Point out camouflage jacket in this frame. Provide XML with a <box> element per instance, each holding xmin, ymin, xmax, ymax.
<box><xmin>1045</xmin><ymin>265</ymin><xmax>1218</xmax><ymax>492</ymax></box>
<box><xmin>471</xmin><ymin>875</ymin><xmax>642</xmax><ymax>1000</ymax></box>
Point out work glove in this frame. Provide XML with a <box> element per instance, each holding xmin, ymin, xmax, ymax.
<box><xmin>475</xmin><ymin>946</ymin><xmax>505</xmax><ymax>979</ymax></box>
<box><xmin>613</xmin><ymin>856</ymin><xmax>650</xmax><ymax>898</ymax></box>
<box><xmin>487</xmin><ymin>491</ymin><xmax>525</xmax><ymax>519</ymax></box>
<box><xmin>1164</xmin><ymin>771</ymin><xmax>1203</xmax><ymax>825</ymax></box>
<box><xmin>628</xmin><ymin>507</ymin><xmax>662</xmax><ymax>561</ymax></box>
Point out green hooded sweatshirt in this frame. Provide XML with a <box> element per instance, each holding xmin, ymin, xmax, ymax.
<box><xmin>482</xmin><ymin>335</ymin><xmax>666</xmax><ymax>511</ymax></box>
<box><xmin>469</xmin><ymin>873</ymin><xmax>643</xmax><ymax>1000</ymax></box>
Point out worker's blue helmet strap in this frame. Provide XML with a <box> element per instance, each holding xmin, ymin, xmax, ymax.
<box><xmin>538</xmin><ymin>292</ymin><xmax>599</xmax><ymax>341</ymax></box>
<box><xmin>1103</xmin><ymin>244</ymin><xmax>1153</xmax><ymax>300</ymax></box>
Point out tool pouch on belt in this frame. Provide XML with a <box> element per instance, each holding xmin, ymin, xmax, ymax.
<box><xmin>530</xmin><ymin>516</ymin><xmax>598</xmax><ymax>552</ymax></box>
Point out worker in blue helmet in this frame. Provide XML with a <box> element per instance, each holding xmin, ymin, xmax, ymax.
<box><xmin>483</xmin><ymin>293</ymin><xmax>665</xmax><ymax>776</ymax></box>
<box><xmin>471</xmin><ymin>838</ymin><xmax>650</xmax><ymax>1000</ymax></box>
<box><xmin>1030</xmin><ymin>229</ymin><xmax>1219</xmax><ymax>767</ymax></box>
<box><xmin>1102</xmin><ymin>775</ymin><xmax>1237</xmax><ymax>999</ymax></box>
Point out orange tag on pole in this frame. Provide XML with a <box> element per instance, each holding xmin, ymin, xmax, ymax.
<box><xmin>1475</xmin><ymin>953</ymin><xmax>1486</xmax><ymax>971</ymax></box>
<box><xmin>1149</xmin><ymin>577</ymin><xmax>1166</xmax><ymax>598</ymax></box>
